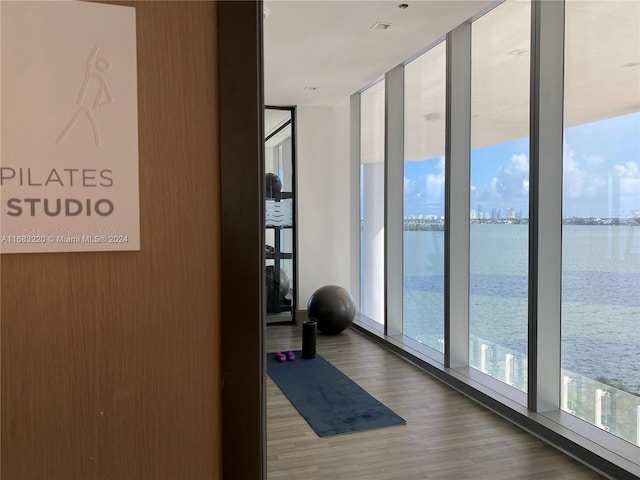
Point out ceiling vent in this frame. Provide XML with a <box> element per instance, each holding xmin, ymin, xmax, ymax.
<box><xmin>371</xmin><ymin>21</ymin><xmax>392</xmax><ymax>30</ymax></box>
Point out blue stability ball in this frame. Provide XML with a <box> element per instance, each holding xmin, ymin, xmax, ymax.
<box><xmin>307</xmin><ymin>285</ymin><xmax>356</xmax><ymax>335</ymax></box>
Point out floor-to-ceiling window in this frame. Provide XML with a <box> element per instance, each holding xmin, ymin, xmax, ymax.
<box><xmin>352</xmin><ymin>0</ymin><xmax>639</xmax><ymax>474</ymax></box>
<box><xmin>561</xmin><ymin>0</ymin><xmax>640</xmax><ymax>445</ymax></box>
<box><xmin>469</xmin><ymin>0</ymin><xmax>531</xmax><ymax>391</ymax></box>
<box><xmin>403</xmin><ymin>41</ymin><xmax>446</xmax><ymax>351</ymax></box>
<box><xmin>360</xmin><ymin>80</ymin><xmax>386</xmax><ymax>325</ymax></box>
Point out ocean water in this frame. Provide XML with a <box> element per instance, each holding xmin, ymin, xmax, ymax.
<box><xmin>403</xmin><ymin>224</ymin><xmax>640</xmax><ymax>393</ymax></box>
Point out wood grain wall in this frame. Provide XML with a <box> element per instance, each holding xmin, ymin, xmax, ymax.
<box><xmin>1</xmin><ymin>2</ymin><xmax>222</xmax><ymax>479</ymax></box>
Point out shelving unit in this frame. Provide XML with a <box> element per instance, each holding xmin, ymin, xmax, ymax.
<box><xmin>266</xmin><ymin>188</ymin><xmax>293</xmax><ymax>315</ymax></box>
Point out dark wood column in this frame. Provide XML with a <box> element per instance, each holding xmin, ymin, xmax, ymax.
<box><xmin>219</xmin><ymin>1</ymin><xmax>266</xmax><ymax>479</ymax></box>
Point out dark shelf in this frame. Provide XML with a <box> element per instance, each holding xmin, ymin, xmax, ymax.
<box><xmin>266</xmin><ymin>252</ymin><xmax>292</xmax><ymax>260</ymax></box>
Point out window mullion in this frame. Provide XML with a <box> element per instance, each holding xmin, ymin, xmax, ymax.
<box><xmin>529</xmin><ymin>0</ymin><xmax>565</xmax><ymax>412</ymax></box>
<box><xmin>385</xmin><ymin>65</ymin><xmax>405</xmax><ymax>336</ymax></box>
<box><xmin>350</xmin><ymin>93</ymin><xmax>361</xmax><ymax>308</ymax></box>
<box><xmin>445</xmin><ymin>22</ymin><xmax>471</xmax><ymax>368</ymax></box>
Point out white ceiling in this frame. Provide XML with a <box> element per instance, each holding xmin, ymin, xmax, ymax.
<box><xmin>264</xmin><ymin>0</ymin><xmax>640</xmax><ymax>161</ymax></box>
<box><xmin>265</xmin><ymin>108</ymin><xmax>292</xmax><ymax>139</ymax></box>
<box><xmin>263</xmin><ymin>0</ymin><xmax>495</xmax><ymax>108</ymax></box>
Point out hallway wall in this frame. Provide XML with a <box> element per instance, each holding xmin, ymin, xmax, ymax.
<box><xmin>297</xmin><ymin>100</ymin><xmax>351</xmax><ymax>308</ymax></box>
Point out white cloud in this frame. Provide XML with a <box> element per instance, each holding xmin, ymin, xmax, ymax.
<box><xmin>503</xmin><ymin>153</ymin><xmax>529</xmax><ymax>173</ymax></box>
<box><xmin>563</xmin><ymin>147</ymin><xmax>605</xmax><ymax>199</ymax></box>
<box><xmin>472</xmin><ymin>153</ymin><xmax>529</xmax><ymax>205</ymax></box>
<box><xmin>563</xmin><ymin>148</ymin><xmax>587</xmax><ymax>199</ymax></box>
<box><xmin>563</xmin><ymin>142</ymin><xmax>640</xmax><ymax>216</ymax></box>
<box><xmin>424</xmin><ymin>156</ymin><xmax>445</xmax><ymax>202</ymax></box>
<box><xmin>404</xmin><ymin>176</ymin><xmax>415</xmax><ymax>197</ymax></box>
<box><xmin>489</xmin><ymin>177</ymin><xmax>501</xmax><ymax>196</ymax></box>
<box><xmin>615</xmin><ymin>161</ymin><xmax>640</xmax><ymax>197</ymax></box>
<box><xmin>404</xmin><ymin>157</ymin><xmax>446</xmax><ymax>215</ymax></box>
<box><xmin>583</xmin><ymin>153</ymin><xmax>605</xmax><ymax>166</ymax></box>
<box><xmin>620</xmin><ymin>178</ymin><xmax>640</xmax><ymax>197</ymax></box>
<box><xmin>614</xmin><ymin>161</ymin><xmax>639</xmax><ymax>178</ymax></box>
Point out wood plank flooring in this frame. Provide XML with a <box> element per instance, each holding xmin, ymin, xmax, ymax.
<box><xmin>266</xmin><ymin>324</ymin><xmax>606</xmax><ymax>480</ymax></box>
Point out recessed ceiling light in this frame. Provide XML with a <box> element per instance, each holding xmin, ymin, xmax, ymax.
<box><xmin>304</xmin><ymin>86</ymin><xmax>318</xmax><ymax>91</ymax></box>
<box><xmin>399</xmin><ymin>3</ymin><xmax>409</xmax><ymax>9</ymax></box>
<box><xmin>371</xmin><ymin>21</ymin><xmax>392</xmax><ymax>30</ymax></box>
<box><xmin>424</xmin><ymin>113</ymin><xmax>441</xmax><ymax>122</ymax></box>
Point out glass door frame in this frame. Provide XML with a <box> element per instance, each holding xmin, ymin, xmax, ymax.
<box><xmin>264</xmin><ymin>105</ymin><xmax>297</xmax><ymax>325</ymax></box>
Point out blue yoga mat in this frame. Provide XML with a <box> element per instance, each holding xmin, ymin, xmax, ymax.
<box><xmin>267</xmin><ymin>350</ymin><xmax>406</xmax><ymax>437</ymax></box>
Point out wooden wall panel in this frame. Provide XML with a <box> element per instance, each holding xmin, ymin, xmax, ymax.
<box><xmin>1</xmin><ymin>2</ymin><xmax>222</xmax><ymax>479</ymax></box>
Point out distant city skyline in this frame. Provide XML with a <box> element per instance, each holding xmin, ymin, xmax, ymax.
<box><xmin>403</xmin><ymin>112</ymin><xmax>640</xmax><ymax>219</ymax></box>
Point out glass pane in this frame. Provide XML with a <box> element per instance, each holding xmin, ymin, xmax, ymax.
<box><xmin>562</xmin><ymin>1</ymin><xmax>640</xmax><ymax>445</ymax></box>
<box><xmin>469</xmin><ymin>0</ymin><xmax>531</xmax><ymax>392</ymax></box>
<box><xmin>360</xmin><ymin>80</ymin><xmax>385</xmax><ymax>324</ymax></box>
<box><xmin>403</xmin><ymin>41</ymin><xmax>446</xmax><ymax>351</ymax></box>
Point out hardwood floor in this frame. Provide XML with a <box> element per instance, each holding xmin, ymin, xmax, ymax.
<box><xmin>266</xmin><ymin>324</ymin><xmax>606</xmax><ymax>480</ymax></box>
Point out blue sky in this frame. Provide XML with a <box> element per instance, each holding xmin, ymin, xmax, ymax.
<box><xmin>403</xmin><ymin>112</ymin><xmax>640</xmax><ymax>218</ymax></box>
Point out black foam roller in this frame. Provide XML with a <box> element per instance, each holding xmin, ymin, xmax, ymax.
<box><xmin>301</xmin><ymin>320</ymin><xmax>317</xmax><ymax>359</ymax></box>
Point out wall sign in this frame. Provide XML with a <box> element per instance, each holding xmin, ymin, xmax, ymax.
<box><xmin>1</xmin><ymin>1</ymin><xmax>139</xmax><ymax>253</ymax></box>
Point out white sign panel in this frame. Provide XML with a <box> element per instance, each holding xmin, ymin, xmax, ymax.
<box><xmin>1</xmin><ymin>1</ymin><xmax>139</xmax><ymax>253</ymax></box>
